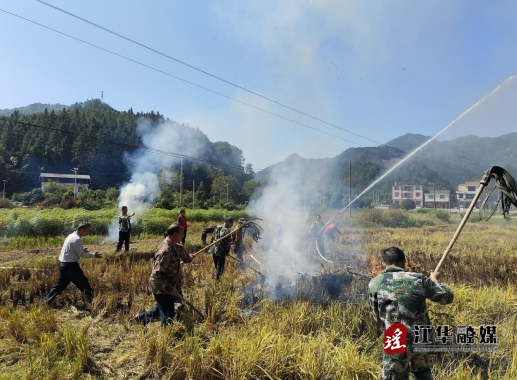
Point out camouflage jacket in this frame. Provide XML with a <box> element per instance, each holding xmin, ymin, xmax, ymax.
<box><xmin>148</xmin><ymin>238</ymin><xmax>193</xmax><ymax>294</ymax></box>
<box><xmin>207</xmin><ymin>224</ymin><xmax>232</xmax><ymax>257</ymax></box>
<box><xmin>231</xmin><ymin>227</ymin><xmax>244</xmax><ymax>250</ymax></box>
<box><xmin>368</xmin><ymin>266</ymin><xmax>454</xmax><ymax>348</ymax></box>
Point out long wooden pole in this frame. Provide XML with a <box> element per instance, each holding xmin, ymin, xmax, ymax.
<box><xmin>191</xmin><ymin>223</ymin><xmax>244</xmax><ymax>258</ymax></box>
<box><xmin>434</xmin><ymin>172</ymin><xmax>490</xmax><ymax>273</ymax></box>
<box><xmin>177</xmin><ymin>293</ymin><xmax>204</xmax><ymax>319</ymax></box>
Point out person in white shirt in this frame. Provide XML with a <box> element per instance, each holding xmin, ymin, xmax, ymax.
<box><xmin>44</xmin><ymin>222</ymin><xmax>102</xmax><ymax>306</ymax></box>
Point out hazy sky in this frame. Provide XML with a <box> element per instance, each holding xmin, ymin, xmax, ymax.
<box><xmin>2</xmin><ymin>1</ymin><xmax>517</xmax><ymax>170</ymax></box>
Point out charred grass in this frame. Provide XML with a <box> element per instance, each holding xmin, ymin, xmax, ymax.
<box><xmin>0</xmin><ymin>222</ymin><xmax>516</xmax><ymax>379</ymax></box>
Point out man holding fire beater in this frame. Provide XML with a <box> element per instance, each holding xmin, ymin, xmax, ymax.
<box><xmin>368</xmin><ymin>246</ymin><xmax>454</xmax><ymax>380</ymax></box>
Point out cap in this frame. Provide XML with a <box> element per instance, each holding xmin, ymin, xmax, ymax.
<box><xmin>238</xmin><ymin>218</ymin><xmax>246</xmax><ymax>223</ymax></box>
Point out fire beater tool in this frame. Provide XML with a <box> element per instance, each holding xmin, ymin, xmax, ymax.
<box><xmin>434</xmin><ymin>166</ymin><xmax>517</xmax><ymax>273</ymax></box>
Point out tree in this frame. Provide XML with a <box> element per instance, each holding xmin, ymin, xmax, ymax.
<box><xmin>330</xmin><ymin>194</ymin><xmax>344</xmax><ymax>208</ymax></box>
<box><xmin>195</xmin><ymin>181</ymin><xmax>208</xmax><ymax>208</ymax></box>
<box><xmin>241</xmin><ymin>180</ymin><xmax>260</xmax><ymax>201</ymax></box>
<box><xmin>245</xmin><ymin>163</ymin><xmax>255</xmax><ymax>179</ymax></box>
<box><xmin>211</xmin><ymin>174</ymin><xmax>239</xmax><ymax>204</ymax></box>
<box><xmin>400</xmin><ymin>199</ymin><xmax>416</xmax><ymax>210</ymax></box>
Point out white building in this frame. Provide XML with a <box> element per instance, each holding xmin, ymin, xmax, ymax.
<box><xmin>40</xmin><ymin>173</ymin><xmax>91</xmax><ymax>195</ymax></box>
<box><xmin>424</xmin><ymin>189</ymin><xmax>451</xmax><ymax>209</ymax></box>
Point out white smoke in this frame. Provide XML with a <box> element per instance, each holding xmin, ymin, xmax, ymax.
<box><xmin>103</xmin><ymin>117</ymin><xmax>206</xmax><ymax>243</ymax></box>
<box><xmin>246</xmin><ymin>160</ymin><xmax>322</xmax><ymax>289</ymax></box>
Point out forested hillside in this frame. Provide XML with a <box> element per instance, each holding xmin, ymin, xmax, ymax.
<box><xmin>0</xmin><ymin>99</ymin><xmax>255</xmax><ymax>207</ymax></box>
<box><xmin>0</xmin><ymin>103</ymin><xmax>70</xmax><ymax>117</ymax></box>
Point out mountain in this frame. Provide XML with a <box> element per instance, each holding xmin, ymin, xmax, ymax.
<box><xmin>255</xmin><ymin>132</ymin><xmax>517</xmax><ymax>204</ymax></box>
<box><xmin>385</xmin><ymin>133</ymin><xmax>517</xmax><ymax>185</ymax></box>
<box><xmin>0</xmin><ymin>103</ymin><xmax>70</xmax><ymax>117</ymax></box>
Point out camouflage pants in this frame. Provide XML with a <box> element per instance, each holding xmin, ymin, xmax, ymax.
<box><xmin>382</xmin><ymin>351</ymin><xmax>432</xmax><ymax>380</ymax></box>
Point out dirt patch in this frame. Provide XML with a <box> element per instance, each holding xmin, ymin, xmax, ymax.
<box><xmin>0</xmin><ymin>248</ymin><xmax>60</xmax><ymax>265</ymax></box>
<box><xmin>0</xmin><ymin>237</ymin><xmax>201</xmax><ymax>266</ymax></box>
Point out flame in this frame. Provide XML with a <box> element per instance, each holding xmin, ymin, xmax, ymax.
<box><xmin>368</xmin><ymin>255</ymin><xmax>383</xmax><ymax>277</ymax></box>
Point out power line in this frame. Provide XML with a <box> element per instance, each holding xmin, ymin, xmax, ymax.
<box><xmin>11</xmin><ymin>120</ymin><xmax>246</xmax><ymax>171</ymax></box>
<box><xmin>0</xmin><ymin>8</ymin><xmax>362</xmax><ymax>147</ymax></box>
<box><xmin>34</xmin><ymin>0</ymin><xmax>401</xmax><ymax>150</ymax></box>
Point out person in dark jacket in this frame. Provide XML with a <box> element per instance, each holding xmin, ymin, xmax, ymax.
<box><xmin>201</xmin><ymin>217</ymin><xmax>234</xmax><ymax>280</ymax></box>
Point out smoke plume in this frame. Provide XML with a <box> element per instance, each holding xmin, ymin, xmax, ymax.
<box><xmin>103</xmin><ymin>117</ymin><xmax>206</xmax><ymax>243</ymax></box>
<box><xmin>246</xmin><ymin>159</ymin><xmax>325</xmax><ymax>289</ymax></box>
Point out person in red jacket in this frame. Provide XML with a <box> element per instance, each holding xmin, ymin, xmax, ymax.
<box><xmin>177</xmin><ymin>209</ymin><xmax>188</xmax><ymax>245</ymax></box>
<box><xmin>324</xmin><ymin>222</ymin><xmax>343</xmax><ymax>259</ymax></box>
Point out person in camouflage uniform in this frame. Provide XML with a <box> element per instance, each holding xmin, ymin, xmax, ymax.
<box><xmin>231</xmin><ymin>218</ymin><xmax>246</xmax><ymax>270</ymax></box>
<box><xmin>135</xmin><ymin>223</ymin><xmax>193</xmax><ymax>326</ymax></box>
<box><xmin>201</xmin><ymin>217</ymin><xmax>234</xmax><ymax>280</ymax></box>
<box><xmin>368</xmin><ymin>247</ymin><xmax>454</xmax><ymax>380</ymax></box>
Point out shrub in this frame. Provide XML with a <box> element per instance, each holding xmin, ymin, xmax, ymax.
<box><xmin>434</xmin><ymin>209</ymin><xmax>451</xmax><ymax>223</ymax></box>
<box><xmin>30</xmin><ymin>214</ymin><xmax>65</xmax><ymax>236</ymax></box>
<box><xmin>12</xmin><ymin>188</ymin><xmax>45</xmax><ymax>205</ymax></box>
<box><xmin>400</xmin><ymin>199</ymin><xmax>416</xmax><ymax>210</ymax></box>
<box><xmin>0</xmin><ymin>199</ymin><xmax>13</xmax><ymax>209</ymax></box>
<box><xmin>354</xmin><ymin>209</ymin><xmax>423</xmax><ymax>228</ymax></box>
<box><xmin>140</xmin><ymin>216</ymin><xmax>172</xmax><ymax>235</ymax></box>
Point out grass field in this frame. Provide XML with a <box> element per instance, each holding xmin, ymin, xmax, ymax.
<box><xmin>0</xmin><ymin>209</ymin><xmax>516</xmax><ymax>379</ymax></box>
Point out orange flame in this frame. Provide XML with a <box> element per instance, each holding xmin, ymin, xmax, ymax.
<box><xmin>368</xmin><ymin>255</ymin><xmax>383</xmax><ymax>277</ymax></box>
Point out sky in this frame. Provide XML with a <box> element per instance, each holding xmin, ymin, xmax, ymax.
<box><xmin>1</xmin><ymin>0</ymin><xmax>517</xmax><ymax>171</ymax></box>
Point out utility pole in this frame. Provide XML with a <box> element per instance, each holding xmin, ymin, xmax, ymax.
<box><xmin>2</xmin><ymin>180</ymin><xmax>6</xmax><ymax>199</ymax></box>
<box><xmin>192</xmin><ymin>180</ymin><xmax>195</xmax><ymax>210</ymax></box>
<box><xmin>349</xmin><ymin>160</ymin><xmax>352</xmax><ymax>217</ymax></box>
<box><xmin>71</xmin><ymin>168</ymin><xmax>79</xmax><ymax>200</ymax></box>
<box><xmin>433</xmin><ymin>182</ymin><xmax>436</xmax><ymax>210</ymax></box>
<box><xmin>226</xmin><ymin>183</ymin><xmax>229</xmax><ymax>203</ymax></box>
<box><xmin>179</xmin><ymin>158</ymin><xmax>183</xmax><ymax>206</ymax></box>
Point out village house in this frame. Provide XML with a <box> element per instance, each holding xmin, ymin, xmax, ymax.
<box><xmin>391</xmin><ymin>183</ymin><xmax>424</xmax><ymax>207</ymax></box>
<box><xmin>39</xmin><ymin>172</ymin><xmax>91</xmax><ymax>195</ymax></box>
<box><xmin>424</xmin><ymin>189</ymin><xmax>452</xmax><ymax>209</ymax></box>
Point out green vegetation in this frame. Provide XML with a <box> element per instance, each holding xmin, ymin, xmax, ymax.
<box><xmin>0</xmin><ymin>99</ymin><xmax>259</xmax><ymax>208</ymax></box>
<box><xmin>400</xmin><ymin>198</ymin><xmax>416</xmax><ymax>210</ymax></box>
<box><xmin>0</xmin><ymin>207</ymin><xmax>248</xmax><ymax>251</ymax></box>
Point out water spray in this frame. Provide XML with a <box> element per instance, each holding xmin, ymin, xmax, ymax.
<box><xmin>316</xmin><ymin>75</ymin><xmax>517</xmax><ymax>263</ymax></box>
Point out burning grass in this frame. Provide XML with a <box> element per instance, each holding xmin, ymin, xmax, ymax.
<box><xmin>0</xmin><ymin>221</ymin><xmax>516</xmax><ymax>378</ymax></box>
